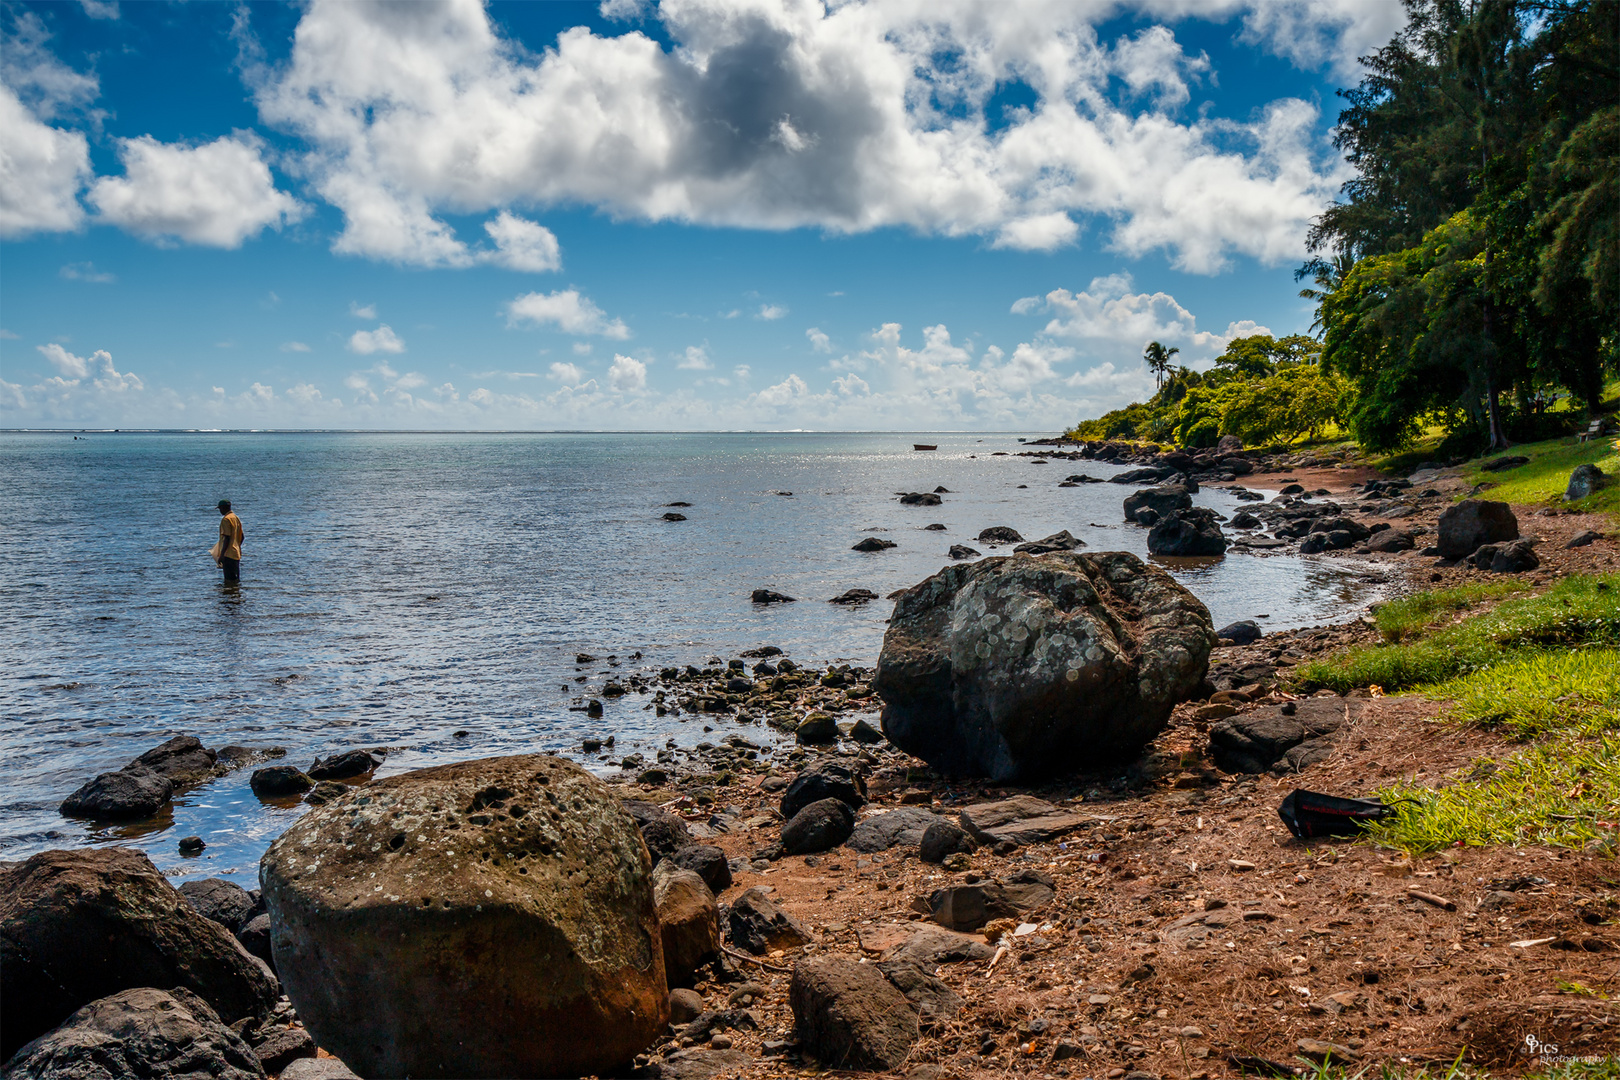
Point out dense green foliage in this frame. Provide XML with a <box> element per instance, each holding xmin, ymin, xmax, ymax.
<box><xmin>1307</xmin><ymin>0</ymin><xmax>1618</xmax><ymax>452</ymax></box>
<box><xmin>1072</xmin><ymin>334</ymin><xmax>1351</xmax><ymax>447</ymax></box>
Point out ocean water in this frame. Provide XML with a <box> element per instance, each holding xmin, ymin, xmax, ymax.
<box><xmin>0</xmin><ymin>431</ymin><xmax>1390</xmax><ymax>883</ymax></box>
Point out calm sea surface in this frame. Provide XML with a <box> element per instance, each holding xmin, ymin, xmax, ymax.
<box><xmin>0</xmin><ymin>431</ymin><xmax>1389</xmax><ymax>883</ymax></box>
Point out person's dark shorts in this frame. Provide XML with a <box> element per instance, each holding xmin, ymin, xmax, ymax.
<box><xmin>221</xmin><ymin>557</ymin><xmax>240</xmax><ymax>582</ymax></box>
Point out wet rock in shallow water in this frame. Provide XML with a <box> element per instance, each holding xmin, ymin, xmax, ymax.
<box><xmin>1122</xmin><ymin>485</ymin><xmax>1192</xmax><ymax>523</ymax></box>
<box><xmin>259</xmin><ymin>754</ymin><xmax>668</xmax><ymax>1080</ymax></box>
<box><xmin>829</xmin><ymin>589</ymin><xmax>880</xmax><ymax>605</ymax></box>
<box><xmin>795</xmin><ymin>713</ymin><xmax>839</xmax><ymax>744</ymax></box>
<box><xmin>305</xmin><ymin>749</ymin><xmax>380</xmax><ymax>781</ymax></box>
<box><xmin>1229</xmin><ymin>511</ymin><xmax>1261</xmax><ymax>529</ymax></box>
<box><xmin>1014</xmin><ymin>530</ymin><xmax>1085</xmax><ymax>555</ymax></box>
<box><xmin>1437</xmin><ymin>499</ymin><xmax>1518</xmax><ymax>558</ymax></box>
<box><xmin>0</xmin><ymin>847</ymin><xmax>278</xmax><ymax>1059</ymax></box>
<box><xmin>653</xmin><ymin>864</ymin><xmax>721</xmax><ymax>988</ymax></box>
<box><xmin>848</xmin><ymin>718</ymin><xmax>884</xmax><ymax>744</ymax></box>
<box><xmin>623</xmin><ymin>798</ymin><xmax>694</xmax><ymax>862</ymax></box>
<box><xmin>918</xmin><ymin>821</ymin><xmax>977</xmax><ymax>864</ymax></box>
<box><xmin>2</xmin><ymin>987</ymin><xmax>264</xmax><ymax>1080</ymax></box>
<box><xmin>780</xmin><ymin>761</ymin><xmax>866</xmax><ymax>819</ymax></box>
<box><xmin>179</xmin><ymin>878</ymin><xmax>260</xmax><ymax>932</ymax></box>
<box><xmin>947</xmin><ymin>544</ymin><xmax>980</xmax><ymax>559</ymax></box>
<box><xmin>1566</xmin><ymin>463</ymin><xmax>1608</xmax><ymax>501</ymax></box>
<box><xmin>1216</xmin><ymin>620</ymin><xmax>1263</xmax><ymax>646</ymax></box>
<box><xmin>751</xmin><ymin>589</ymin><xmax>796</xmax><ymax>604</ymax></box>
<box><xmin>976</xmin><ymin>526</ymin><xmax>1023</xmax><ymax>544</ymax></box>
<box><xmin>874</xmin><ymin>551</ymin><xmax>1215</xmax><ymax>780</ymax></box>
<box><xmin>303</xmin><ymin>780</ymin><xmax>348</xmax><ymax>806</ymax></box>
<box><xmin>1148</xmin><ymin>507</ymin><xmax>1227</xmax><ymax>556</ymax></box>
<box><xmin>852</xmin><ymin>537</ymin><xmax>898</xmax><ymax>553</ymax></box>
<box><xmin>898</xmin><ymin>492</ymin><xmax>942</xmax><ymax>506</ymax></box>
<box><xmin>1309</xmin><ymin>516</ymin><xmax>1371</xmax><ymax>541</ymax></box>
<box><xmin>670</xmin><ymin>843</ymin><xmax>732</xmax><ymax>895</ymax></box>
<box><xmin>727</xmin><ymin>888</ymin><xmax>814</xmax><ymax>955</ymax></box>
<box><xmin>1472</xmin><ymin>539</ymin><xmax>1540</xmax><ymax>573</ymax></box>
<box><xmin>663</xmin><ymin>512</ymin><xmax>687</xmax><ymax>521</ymax></box>
<box><xmin>924</xmin><ymin>522</ymin><xmax>947</xmax><ymax>530</ymax></box>
<box><xmin>848</xmin><ymin>806</ymin><xmax>941</xmax><ymax>853</ymax></box>
<box><xmin>249</xmin><ymin>765</ymin><xmax>314</xmax><ymax>800</ymax></box>
<box><xmin>59</xmin><ymin>768</ymin><xmax>174</xmax><ymax>820</ymax></box>
<box><xmin>1132</xmin><ymin>507</ymin><xmax>1160</xmax><ymax>526</ymax></box>
<box><xmin>781</xmin><ymin>798</ymin><xmax>855</xmax><ymax>855</ymax></box>
<box><xmin>790</xmin><ymin>954</ymin><xmax>919</xmax><ymax>1071</ymax></box>
<box><xmin>178</xmin><ymin>835</ymin><xmax>206</xmax><ymax>854</ymax></box>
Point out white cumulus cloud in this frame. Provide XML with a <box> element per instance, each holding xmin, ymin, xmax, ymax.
<box><xmin>757</xmin><ymin>303</ymin><xmax>787</xmax><ymax>320</ymax></box>
<box><xmin>806</xmin><ymin>327</ymin><xmax>831</xmax><ymax>353</ymax></box>
<box><xmin>548</xmin><ymin>361</ymin><xmax>584</xmax><ymax>385</ymax></box>
<box><xmin>86</xmin><ymin>134</ymin><xmax>304</xmax><ymax>247</ymax></box>
<box><xmin>482</xmin><ymin>211</ymin><xmax>561</xmax><ymax>272</ymax></box>
<box><xmin>678</xmin><ymin>345</ymin><xmax>712</xmax><ymax>370</ymax></box>
<box><xmin>608</xmin><ymin>354</ymin><xmax>647</xmax><ymax>393</ymax></box>
<box><xmin>505</xmin><ymin>289</ymin><xmax>630</xmax><ymax>338</ymax></box>
<box><xmin>348</xmin><ymin>325</ymin><xmax>405</xmax><ymax>354</ymax></box>
<box><xmin>0</xmin><ymin>84</ymin><xmax>90</xmax><ymax>238</ymax></box>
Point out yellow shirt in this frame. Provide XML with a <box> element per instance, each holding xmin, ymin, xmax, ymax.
<box><xmin>218</xmin><ymin>513</ymin><xmax>244</xmax><ymax>561</ymax></box>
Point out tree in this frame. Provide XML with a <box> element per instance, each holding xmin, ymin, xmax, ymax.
<box><xmin>1142</xmin><ymin>341</ymin><xmax>1179</xmax><ymax>389</ymax></box>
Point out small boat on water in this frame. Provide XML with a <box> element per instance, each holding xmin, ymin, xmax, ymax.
<box><xmin>913</xmin><ymin>443</ymin><xmax>937</xmax><ymax>451</ymax></box>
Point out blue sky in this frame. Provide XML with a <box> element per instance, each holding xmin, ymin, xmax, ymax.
<box><xmin>0</xmin><ymin>0</ymin><xmax>1404</xmax><ymax>431</ymax></box>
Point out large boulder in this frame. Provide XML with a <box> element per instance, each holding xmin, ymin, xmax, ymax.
<box><xmin>1566</xmin><ymin>463</ymin><xmax>1608</xmax><ymax>501</ymax></box>
<box><xmin>874</xmin><ymin>552</ymin><xmax>1215</xmax><ymax>780</ymax></box>
<box><xmin>1</xmin><ymin>987</ymin><xmax>264</xmax><ymax>1080</ymax></box>
<box><xmin>0</xmin><ymin>848</ymin><xmax>278</xmax><ymax>1059</ymax></box>
<box><xmin>780</xmin><ymin>761</ymin><xmax>866</xmax><ymax>820</ymax></box>
<box><xmin>1123</xmin><ymin>485</ymin><xmax>1192</xmax><ymax>523</ymax></box>
<box><xmin>259</xmin><ymin>754</ymin><xmax>668</xmax><ymax>1079</ymax></box>
<box><xmin>790</xmin><ymin>955</ymin><xmax>920</xmax><ymax>1071</ymax></box>
<box><xmin>653</xmin><ymin>864</ymin><xmax>720</xmax><ymax>988</ymax></box>
<box><xmin>726</xmin><ymin>888</ymin><xmax>814</xmax><ymax>955</ymax></box>
<box><xmin>1147</xmin><ymin>507</ymin><xmax>1228</xmax><ymax>556</ymax></box>
<box><xmin>1437</xmin><ymin>500</ymin><xmax>1518</xmax><ymax>558</ymax></box>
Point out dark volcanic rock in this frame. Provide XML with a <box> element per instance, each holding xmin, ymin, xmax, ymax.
<box><xmin>1109</xmin><ymin>467</ymin><xmax>1172</xmax><ymax>484</ymax></box>
<box><xmin>883</xmin><ymin>926</ymin><xmax>995</xmax><ymax>966</ymax></box>
<box><xmin>847</xmin><ymin>806</ymin><xmax>941</xmax><ymax>853</ymax></box>
<box><xmin>1014</xmin><ymin>530</ymin><xmax>1085</xmax><ymax>555</ymax></box>
<box><xmin>947</xmin><ymin>544</ymin><xmax>980</xmax><ymax>559</ymax></box>
<box><xmin>728</xmin><ymin>888</ymin><xmax>814</xmax><ymax>955</ymax></box>
<box><xmin>1437</xmin><ymin>500</ymin><xmax>1518</xmax><ymax>558</ymax></box>
<box><xmin>1365</xmin><ymin>529</ymin><xmax>1415</xmax><ymax>553</ymax></box>
<box><xmin>875</xmin><ymin>960</ymin><xmax>963</xmax><ymax>1022</ymax></box>
<box><xmin>1132</xmin><ymin>507</ymin><xmax>1160</xmax><ymax>526</ymax></box>
<box><xmin>874</xmin><ymin>551</ymin><xmax>1215</xmax><ymax>780</ymax></box>
<box><xmin>898</xmin><ymin>492</ymin><xmax>943</xmax><ymax>506</ymax></box>
<box><xmin>790</xmin><ymin>954</ymin><xmax>919</xmax><ymax>1071</ymax></box>
<box><xmin>178</xmin><ymin>878</ymin><xmax>259</xmax><ymax>932</ymax></box>
<box><xmin>1208</xmin><ymin>697</ymin><xmax>1361</xmax><ymax>774</ymax></box>
<box><xmin>0</xmin><ymin>847</ymin><xmax>278</xmax><ymax>1059</ymax></box>
<box><xmin>2</xmin><ymin>987</ymin><xmax>264</xmax><ymax>1080</ymax></box>
<box><xmin>1230</xmin><ymin>511</ymin><xmax>1261</xmax><ymax>529</ymax></box>
<box><xmin>780</xmin><ymin>798</ymin><xmax>856</xmax><ymax>855</ymax></box>
<box><xmin>1309</xmin><ymin>516</ymin><xmax>1371</xmax><ymax>541</ymax></box>
<box><xmin>751</xmin><ymin>589</ymin><xmax>797</xmax><ymax>603</ymax></box>
<box><xmin>918</xmin><ymin>821</ymin><xmax>977</xmax><ymax>863</ymax></box>
<box><xmin>669</xmin><ymin>844</ymin><xmax>732</xmax><ymax>895</ymax></box>
<box><xmin>976</xmin><ymin>526</ymin><xmax>1023</xmax><ymax>544</ymax></box>
<box><xmin>129</xmin><ymin>736</ymin><xmax>221</xmax><ymax>785</ymax></box>
<box><xmin>305</xmin><ymin>749</ymin><xmax>380</xmax><ymax>781</ymax></box>
<box><xmin>829</xmin><ymin>589</ymin><xmax>880</xmax><ymax>605</ymax></box>
<box><xmin>1216</xmin><ymin>620</ymin><xmax>1263</xmax><ymax>645</ymax></box>
<box><xmin>303</xmin><ymin>780</ymin><xmax>348</xmax><ymax>806</ymax></box>
<box><xmin>780</xmin><ymin>761</ymin><xmax>867</xmax><ymax>819</ymax></box>
<box><xmin>851</xmin><ymin>537</ymin><xmax>898</xmax><ymax>552</ymax></box>
<box><xmin>1472</xmin><ymin>539</ymin><xmax>1540</xmax><ymax>573</ymax></box>
<box><xmin>663</xmin><ymin>512</ymin><xmax>688</xmax><ymax>521</ymax></box>
<box><xmin>653</xmin><ymin>864</ymin><xmax>720</xmax><ymax>988</ymax></box>
<box><xmin>250</xmin><ymin>766</ymin><xmax>313</xmax><ymax>798</ymax></box>
<box><xmin>252</xmin><ymin>1025</ymin><xmax>317</xmax><ymax>1074</ymax></box>
<box><xmin>1566</xmin><ymin>463</ymin><xmax>1608</xmax><ymax>501</ymax></box>
<box><xmin>1148</xmin><ymin>507</ymin><xmax>1227</xmax><ymax>556</ymax></box>
<box><xmin>926</xmin><ymin>871</ymin><xmax>1056</xmax><ymax>931</ymax></box>
<box><xmin>236</xmin><ymin>913</ymin><xmax>274</xmax><ymax>970</ymax></box>
<box><xmin>59</xmin><ymin>769</ymin><xmax>174</xmax><ymax>820</ymax></box>
<box><xmin>259</xmin><ymin>754</ymin><xmax>668</xmax><ymax>1080</ymax></box>
<box><xmin>1123</xmin><ymin>485</ymin><xmax>1192</xmax><ymax>523</ymax></box>
<box><xmin>1566</xmin><ymin>529</ymin><xmax>1604</xmax><ymax>549</ymax></box>
<box><xmin>1480</xmin><ymin>455</ymin><xmax>1530</xmax><ymax>472</ymax></box>
<box><xmin>623</xmin><ymin>798</ymin><xmax>695</xmax><ymax>862</ymax></box>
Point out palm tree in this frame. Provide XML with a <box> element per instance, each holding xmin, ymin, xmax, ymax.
<box><xmin>1143</xmin><ymin>341</ymin><xmax>1179</xmax><ymax>390</ymax></box>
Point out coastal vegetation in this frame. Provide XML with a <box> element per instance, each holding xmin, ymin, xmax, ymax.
<box><xmin>1074</xmin><ymin>0</ymin><xmax>1618</xmax><ymax>457</ymax></box>
<box><xmin>1294</xmin><ymin>574</ymin><xmax>1620</xmax><ymax>854</ymax></box>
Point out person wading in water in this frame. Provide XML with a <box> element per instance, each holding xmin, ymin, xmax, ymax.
<box><xmin>213</xmin><ymin>500</ymin><xmax>244</xmax><ymax>583</ymax></box>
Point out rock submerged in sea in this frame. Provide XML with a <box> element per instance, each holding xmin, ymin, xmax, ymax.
<box><xmin>1147</xmin><ymin>507</ymin><xmax>1228</xmax><ymax>556</ymax></box>
<box><xmin>873</xmin><ymin>551</ymin><xmax>1215</xmax><ymax>780</ymax></box>
<box><xmin>852</xmin><ymin>537</ymin><xmax>898</xmax><ymax>552</ymax></box>
<box><xmin>59</xmin><ymin>735</ymin><xmax>222</xmax><ymax>820</ymax></box>
<box><xmin>976</xmin><ymin>526</ymin><xmax>1023</xmax><ymax>545</ymax></box>
<box><xmin>1122</xmin><ymin>484</ymin><xmax>1192</xmax><ymax>523</ymax></box>
<box><xmin>0</xmin><ymin>847</ymin><xmax>279</xmax><ymax>1059</ymax></box>
<box><xmin>259</xmin><ymin>754</ymin><xmax>668</xmax><ymax>1080</ymax></box>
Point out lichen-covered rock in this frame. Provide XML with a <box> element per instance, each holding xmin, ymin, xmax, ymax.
<box><xmin>874</xmin><ymin>551</ymin><xmax>1215</xmax><ymax>780</ymax></box>
<box><xmin>1</xmin><ymin>987</ymin><xmax>264</xmax><ymax>1080</ymax></box>
<box><xmin>0</xmin><ymin>848</ymin><xmax>278</xmax><ymax>1059</ymax></box>
<box><xmin>1437</xmin><ymin>500</ymin><xmax>1518</xmax><ymax>558</ymax></box>
<box><xmin>259</xmin><ymin>754</ymin><xmax>667</xmax><ymax>1080</ymax></box>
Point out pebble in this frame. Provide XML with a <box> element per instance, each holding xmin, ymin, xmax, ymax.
<box><xmin>708</xmin><ymin>1034</ymin><xmax>733</xmax><ymax>1050</ymax></box>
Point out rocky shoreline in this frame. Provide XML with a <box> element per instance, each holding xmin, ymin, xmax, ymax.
<box><xmin>6</xmin><ymin>450</ymin><xmax>1617</xmax><ymax>1079</ymax></box>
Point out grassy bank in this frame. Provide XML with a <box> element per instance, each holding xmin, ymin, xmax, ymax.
<box><xmin>1465</xmin><ymin>434</ymin><xmax>1620</xmax><ymax>514</ymax></box>
<box><xmin>1292</xmin><ymin>575</ymin><xmax>1620</xmax><ymax>855</ymax></box>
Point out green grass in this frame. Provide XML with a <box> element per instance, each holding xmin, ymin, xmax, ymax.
<box><xmin>1372</xmin><ymin>581</ymin><xmax>1531</xmax><ymax>643</ymax></box>
<box><xmin>1464</xmin><ymin>433</ymin><xmax>1620</xmax><ymax>514</ymax></box>
<box><xmin>1296</xmin><ymin>575</ymin><xmax>1620</xmax><ymax>856</ymax></box>
<box><xmin>1295</xmin><ymin>1056</ymin><xmax>1620</xmax><ymax>1080</ymax></box>
<box><xmin>1295</xmin><ymin>574</ymin><xmax>1620</xmax><ymax>693</ymax></box>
